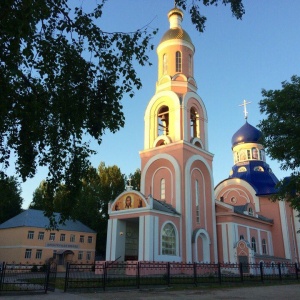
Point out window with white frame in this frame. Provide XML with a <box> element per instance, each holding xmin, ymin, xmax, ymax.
<box><xmin>49</xmin><ymin>233</ymin><xmax>55</xmax><ymax>241</ymax></box>
<box><xmin>78</xmin><ymin>251</ymin><xmax>83</xmax><ymax>260</ymax></box>
<box><xmin>36</xmin><ymin>249</ymin><xmax>42</xmax><ymax>259</ymax></box>
<box><xmin>70</xmin><ymin>234</ymin><xmax>75</xmax><ymax>242</ymax></box>
<box><xmin>160</xmin><ymin>178</ymin><xmax>165</xmax><ymax>200</ymax></box>
<box><xmin>251</xmin><ymin>237</ymin><xmax>257</xmax><ymax>253</ymax></box>
<box><xmin>60</xmin><ymin>234</ymin><xmax>65</xmax><ymax>241</ymax></box>
<box><xmin>162</xmin><ymin>223</ymin><xmax>176</xmax><ymax>255</ymax></box>
<box><xmin>195</xmin><ymin>179</ymin><xmax>200</xmax><ymax>224</ymax></box>
<box><xmin>175</xmin><ymin>51</ymin><xmax>182</xmax><ymax>72</ymax></box>
<box><xmin>25</xmin><ymin>249</ymin><xmax>32</xmax><ymax>259</ymax></box>
<box><xmin>27</xmin><ymin>231</ymin><xmax>34</xmax><ymax>239</ymax></box>
<box><xmin>38</xmin><ymin>232</ymin><xmax>44</xmax><ymax>240</ymax></box>
<box><xmin>262</xmin><ymin>239</ymin><xmax>267</xmax><ymax>254</ymax></box>
<box><xmin>80</xmin><ymin>235</ymin><xmax>84</xmax><ymax>243</ymax></box>
<box><xmin>88</xmin><ymin>236</ymin><xmax>93</xmax><ymax>243</ymax></box>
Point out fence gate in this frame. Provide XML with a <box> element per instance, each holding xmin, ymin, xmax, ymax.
<box><xmin>46</xmin><ymin>262</ymin><xmax>57</xmax><ymax>292</ymax></box>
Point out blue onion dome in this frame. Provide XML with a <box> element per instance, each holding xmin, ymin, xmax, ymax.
<box><xmin>231</xmin><ymin>122</ymin><xmax>262</xmax><ymax>147</ymax></box>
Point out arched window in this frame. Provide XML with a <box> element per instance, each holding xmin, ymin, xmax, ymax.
<box><xmin>238</xmin><ymin>166</ymin><xmax>247</xmax><ymax>173</ymax></box>
<box><xmin>251</xmin><ymin>237</ymin><xmax>257</xmax><ymax>253</ymax></box>
<box><xmin>247</xmin><ymin>149</ymin><xmax>251</xmax><ymax>159</ymax></box>
<box><xmin>190</xmin><ymin>107</ymin><xmax>199</xmax><ymax>138</ymax></box>
<box><xmin>157</xmin><ymin>106</ymin><xmax>169</xmax><ymax>136</ymax></box>
<box><xmin>252</xmin><ymin>147</ymin><xmax>259</xmax><ymax>159</ymax></box>
<box><xmin>195</xmin><ymin>180</ymin><xmax>200</xmax><ymax>223</ymax></box>
<box><xmin>240</xmin><ymin>235</ymin><xmax>244</xmax><ymax>240</ymax></box>
<box><xmin>176</xmin><ymin>51</ymin><xmax>182</xmax><ymax>72</ymax></box>
<box><xmin>160</xmin><ymin>178</ymin><xmax>165</xmax><ymax>200</ymax></box>
<box><xmin>260</xmin><ymin>149</ymin><xmax>265</xmax><ymax>161</ymax></box>
<box><xmin>262</xmin><ymin>239</ymin><xmax>267</xmax><ymax>254</ymax></box>
<box><xmin>162</xmin><ymin>223</ymin><xmax>176</xmax><ymax>255</ymax></box>
<box><xmin>248</xmin><ymin>207</ymin><xmax>254</xmax><ymax>216</ymax></box>
<box><xmin>163</xmin><ymin>54</ymin><xmax>167</xmax><ymax>74</ymax></box>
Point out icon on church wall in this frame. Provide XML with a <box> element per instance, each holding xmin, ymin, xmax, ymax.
<box><xmin>112</xmin><ymin>194</ymin><xmax>146</xmax><ymax>211</ymax></box>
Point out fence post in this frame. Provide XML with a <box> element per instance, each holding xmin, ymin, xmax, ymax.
<box><xmin>295</xmin><ymin>263</ymin><xmax>299</xmax><ymax>280</ymax></box>
<box><xmin>278</xmin><ymin>263</ymin><xmax>282</xmax><ymax>281</ymax></box>
<box><xmin>260</xmin><ymin>262</ymin><xmax>264</xmax><ymax>283</ymax></box>
<box><xmin>137</xmin><ymin>262</ymin><xmax>140</xmax><ymax>289</ymax></box>
<box><xmin>218</xmin><ymin>263</ymin><xmax>222</xmax><ymax>285</ymax></box>
<box><xmin>64</xmin><ymin>262</ymin><xmax>70</xmax><ymax>292</ymax></box>
<box><xmin>239</xmin><ymin>262</ymin><xmax>244</xmax><ymax>283</ymax></box>
<box><xmin>167</xmin><ymin>262</ymin><xmax>171</xmax><ymax>286</ymax></box>
<box><xmin>193</xmin><ymin>262</ymin><xmax>197</xmax><ymax>286</ymax></box>
<box><xmin>103</xmin><ymin>261</ymin><xmax>107</xmax><ymax>291</ymax></box>
<box><xmin>0</xmin><ymin>262</ymin><xmax>5</xmax><ymax>292</ymax></box>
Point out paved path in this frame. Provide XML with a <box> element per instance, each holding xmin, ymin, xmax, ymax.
<box><xmin>1</xmin><ymin>284</ymin><xmax>300</xmax><ymax>299</ymax></box>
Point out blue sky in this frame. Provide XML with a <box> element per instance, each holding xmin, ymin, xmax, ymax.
<box><xmin>16</xmin><ymin>0</ymin><xmax>300</xmax><ymax>209</ymax></box>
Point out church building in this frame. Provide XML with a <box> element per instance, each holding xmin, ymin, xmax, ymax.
<box><xmin>105</xmin><ymin>7</ymin><xmax>300</xmax><ymax>265</ymax></box>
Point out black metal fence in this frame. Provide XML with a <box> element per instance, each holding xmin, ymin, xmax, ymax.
<box><xmin>1</xmin><ymin>261</ymin><xmax>298</xmax><ymax>294</ymax></box>
<box><xmin>0</xmin><ymin>261</ymin><xmax>57</xmax><ymax>294</ymax></box>
<box><xmin>64</xmin><ymin>261</ymin><xmax>299</xmax><ymax>292</ymax></box>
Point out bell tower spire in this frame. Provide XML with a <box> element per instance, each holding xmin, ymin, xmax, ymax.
<box><xmin>139</xmin><ymin>6</ymin><xmax>217</xmax><ymax>263</ymax></box>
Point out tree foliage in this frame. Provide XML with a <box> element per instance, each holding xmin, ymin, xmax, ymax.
<box><xmin>258</xmin><ymin>75</ymin><xmax>300</xmax><ymax>212</ymax></box>
<box><xmin>0</xmin><ymin>175</ymin><xmax>23</xmax><ymax>223</ymax></box>
<box><xmin>176</xmin><ymin>0</ymin><xmax>244</xmax><ymax>32</ymax></box>
<box><xmin>127</xmin><ymin>168</ymin><xmax>141</xmax><ymax>191</ymax></box>
<box><xmin>1</xmin><ymin>0</ymin><xmax>245</xmax><ymax>221</ymax></box>
<box><xmin>30</xmin><ymin>162</ymin><xmax>125</xmax><ymax>255</ymax></box>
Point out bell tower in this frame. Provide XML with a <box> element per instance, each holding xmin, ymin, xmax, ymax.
<box><xmin>140</xmin><ymin>7</ymin><xmax>217</xmax><ymax>262</ymax></box>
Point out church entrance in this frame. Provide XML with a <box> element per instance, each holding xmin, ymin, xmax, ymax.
<box><xmin>124</xmin><ymin>219</ymin><xmax>139</xmax><ymax>261</ymax></box>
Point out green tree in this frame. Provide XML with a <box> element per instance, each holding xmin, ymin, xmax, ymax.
<box><xmin>258</xmin><ymin>75</ymin><xmax>300</xmax><ymax>212</ymax></box>
<box><xmin>29</xmin><ymin>162</ymin><xmax>125</xmax><ymax>255</ymax></box>
<box><xmin>176</xmin><ymin>0</ymin><xmax>244</xmax><ymax>32</ymax></box>
<box><xmin>1</xmin><ymin>0</ymin><xmax>244</xmax><ymax>221</ymax></box>
<box><xmin>0</xmin><ymin>176</ymin><xmax>23</xmax><ymax>223</ymax></box>
<box><xmin>127</xmin><ymin>168</ymin><xmax>141</xmax><ymax>191</ymax></box>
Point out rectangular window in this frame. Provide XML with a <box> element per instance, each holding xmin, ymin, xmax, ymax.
<box><xmin>78</xmin><ymin>251</ymin><xmax>83</xmax><ymax>260</ymax></box>
<box><xmin>70</xmin><ymin>234</ymin><xmax>75</xmax><ymax>242</ymax></box>
<box><xmin>38</xmin><ymin>232</ymin><xmax>44</xmax><ymax>240</ymax></box>
<box><xmin>80</xmin><ymin>235</ymin><xmax>84</xmax><ymax>243</ymax></box>
<box><xmin>36</xmin><ymin>249</ymin><xmax>42</xmax><ymax>259</ymax></box>
<box><xmin>49</xmin><ymin>233</ymin><xmax>55</xmax><ymax>241</ymax></box>
<box><xmin>86</xmin><ymin>252</ymin><xmax>91</xmax><ymax>261</ymax></box>
<box><xmin>60</xmin><ymin>234</ymin><xmax>65</xmax><ymax>242</ymax></box>
<box><xmin>176</xmin><ymin>51</ymin><xmax>182</xmax><ymax>72</ymax></box>
<box><xmin>25</xmin><ymin>249</ymin><xmax>32</xmax><ymax>259</ymax></box>
<box><xmin>247</xmin><ymin>150</ymin><xmax>251</xmax><ymax>159</ymax></box>
<box><xmin>27</xmin><ymin>231</ymin><xmax>34</xmax><ymax>239</ymax></box>
<box><xmin>195</xmin><ymin>180</ymin><xmax>200</xmax><ymax>224</ymax></box>
<box><xmin>88</xmin><ymin>236</ymin><xmax>93</xmax><ymax>244</ymax></box>
<box><xmin>160</xmin><ymin>179</ymin><xmax>165</xmax><ymax>200</ymax></box>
